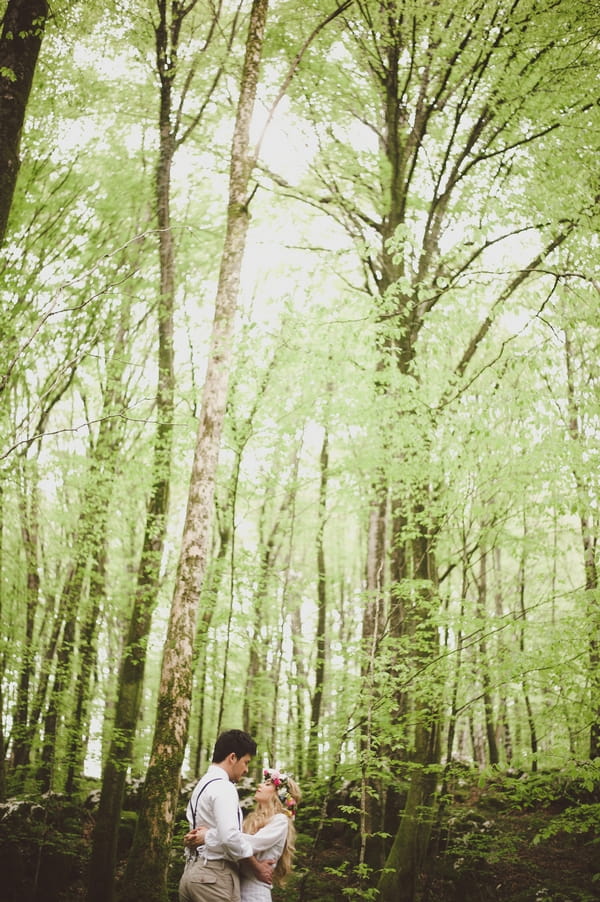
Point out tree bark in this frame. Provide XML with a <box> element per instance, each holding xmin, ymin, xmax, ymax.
<box><xmin>37</xmin><ymin>323</ymin><xmax>128</xmax><ymax>792</ymax></box>
<box><xmin>243</xmin><ymin>497</ymin><xmax>281</xmax><ymax>747</ymax></box>
<box><xmin>87</xmin><ymin>3</ymin><xmax>180</xmax><ymax>897</ymax></box>
<box><xmin>564</xmin><ymin>332</ymin><xmax>600</xmax><ymax>758</ymax></box>
<box><xmin>10</xmin><ymin>460</ymin><xmax>41</xmax><ymax>784</ymax></box>
<box><xmin>379</xmin><ymin>528</ymin><xmax>441</xmax><ymax>902</ymax></box>
<box><xmin>118</xmin><ymin>3</ymin><xmax>269</xmax><ymax>899</ymax></box>
<box><xmin>306</xmin><ymin>426</ymin><xmax>329</xmax><ymax>777</ymax></box>
<box><xmin>360</xmin><ymin>493</ymin><xmax>387</xmax><ymax>869</ymax></box>
<box><xmin>0</xmin><ymin>0</ymin><xmax>49</xmax><ymax>244</ymax></box>
<box><xmin>0</xmin><ymin>483</ymin><xmax>6</xmax><ymax>800</ymax></box>
<box><xmin>517</xmin><ymin>518</ymin><xmax>538</xmax><ymax>771</ymax></box>
<box><xmin>476</xmin><ymin>546</ymin><xmax>499</xmax><ymax>766</ymax></box>
<box><xmin>377</xmin><ymin>718</ymin><xmax>440</xmax><ymax>902</ymax></box>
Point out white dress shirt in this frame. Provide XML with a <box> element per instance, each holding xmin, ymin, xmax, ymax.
<box><xmin>186</xmin><ymin>764</ymin><xmax>253</xmax><ymax>862</ymax></box>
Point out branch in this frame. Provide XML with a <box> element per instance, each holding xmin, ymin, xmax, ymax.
<box><xmin>452</xmin><ymin>225</ymin><xmax>575</xmax><ymax>383</ymax></box>
<box><xmin>0</xmin><ymin>402</ymin><xmax>179</xmax><ymax>463</ymax></box>
<box><xmin>252</xmin><ymin>0</ymin><xmax>354</xmax><ymax>162</ymax></box>
<box><xmin>175</xmin><ymin>0</ymin><xmax>244</xmax><ymax>146</ymax></box>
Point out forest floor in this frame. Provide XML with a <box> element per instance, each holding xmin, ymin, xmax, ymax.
<box><xmin>281</xmin><ymin>770</ymin><xmax>600</xmax><ymax>902</ymax></box>
<box><xmin>286</xmin><ymin>821</ymin><xmax>598</xmax><ymax>902</ymax></box>
<box><xmin>1</xmin><ymin>768</ymin><xmax>598</xmax><ymax>902</ymax></box>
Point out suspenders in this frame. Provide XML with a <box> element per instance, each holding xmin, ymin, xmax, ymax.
<box><xmin>189</xmin><ymin>777</ymin><xmax>221</xmax><ymax>829</ymax></box>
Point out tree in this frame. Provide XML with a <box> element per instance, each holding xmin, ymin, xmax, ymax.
<box><xmin>306</xmin><ymin>423</ymin><xmax>329</xmax><ymax>776</ymax></box>
<box><xmin>118</xmin><ymin>2</ymin><xmax>271</xmax><ymax>898</ymax></box>
<box><xmin>0</xmin><ymin>0</ymin><xmax>49</xmax><ymax>244</ymax></box>
<box><xmin>36</xmin><ymin>310</ymin><xmax>131</xmax><ymax>793</ymax></box>
<box><xmin>88</xmin><ymin>0</ymin><xmax>226</xmax><ymax>895</ymax></box>
<box><xmin>2</xmin><ymin>3</ymin><xmax>600</xmax><ymax>901</ymax></box>
<box><xmin>564</xmin><ymin>314</ymin><xmax>600</xmax><ymax>758</ymax></box>
<box><xmin>273</xmin><ymin>0</ymin><xmax>600</xmax><ymax>895</ymax></box>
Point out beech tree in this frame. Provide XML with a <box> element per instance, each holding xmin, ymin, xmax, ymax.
<box><xmin>119</xmin><ymin>2</ymin><xmax>271</xmax><ymax>898</ymax></box>
<box><xmin>266</xmin><ymin>0</ymin><xmax>600</xmax><ymax>895</ymax></box>
<box><xmin>561</xmin><ymin>290</ymin><xmax>600</xmax><ymax>759</ymax></box>
<box><xmin>0</xmin><ymin>0</ymin><xmax>49</xmax><ymax>244</ymax></box>
<box><xmin>87</xmin><ymin>1</ymin><xmax>242</xmax><ymax>897</ymax></box>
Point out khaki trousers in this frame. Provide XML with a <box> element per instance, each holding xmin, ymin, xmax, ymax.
<box><xmin>179</xmin><ymin>857</ymin><xmax>241</xmax><ymax>902</ymax></box>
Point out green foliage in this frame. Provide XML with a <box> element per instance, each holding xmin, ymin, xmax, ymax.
<box><xmin>2</xmin><ymin>6</ymin><xmax>600</xmax><ymax>901</ymax></box>
<box><xmin>533</xmin><ymin>803</ymin><xmax>600</xmax><ymax>844</ymax></box>
<box><xmin>433</xmin><ymin>765</ymin><xmax>600</xmax><ymax>902</ymax></box>
<box><xmin>323</xmin><ymin>859</ymin><xmax>381</xmax><ymax>901</ymax></box>
<box><xmin>0</xmin><ymin>794</ymin><xmax>90</xmax><ymax>900</ymax></box>
<box><xmin>497</xmin><ymin>761</ymin><xmax>600</xmax><ymax>810</ymax></box>
<box><xmin>444</xmin><ymin>807</ymin><xmax>519</xmax><ymax>870</ymax></box>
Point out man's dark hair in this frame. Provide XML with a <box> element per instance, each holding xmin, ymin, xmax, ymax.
<box><xmin>212</xmin><ymin>729</ymin><xmax>257</xmax><ymax>762</ymax></box>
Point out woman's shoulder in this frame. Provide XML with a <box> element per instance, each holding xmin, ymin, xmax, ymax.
<box><xmin>270</xmin><ymin>812</ymin><xmax>290</xmax><ymax>832</ymax></box>
<box><xmin>271</xmin><ymin>812</ymin><xmax>289</xmax><ymax>823</ymax></box>
<box><xmin>261</xmin><ymin>812</ymin><xmax>289</xmax><ymax>830</ymax></box>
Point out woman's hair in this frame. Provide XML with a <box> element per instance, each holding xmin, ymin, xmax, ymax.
<box><xmin>243</xmin><ymin>774</ymin><xmax>302</xmax><ymax>885</ymax></box>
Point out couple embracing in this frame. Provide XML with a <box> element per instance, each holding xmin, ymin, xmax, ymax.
<box><xmin>179</xmin><ymin>729</ymin><xmax>301</xmax><ymax>902</ymax></box>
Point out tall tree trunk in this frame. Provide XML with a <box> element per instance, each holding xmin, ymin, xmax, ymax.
<box><xmin>493</xmin><ymin>547</ymin><xmax>512</xmax><ymax>764</ymax></box>
<box><xmin>37</xmin><ymin>324</ymin><xmax>128</xmax><ymax>792</ymax></box>
<box><xmin>291</xmin><ymin>605</ymin><xmax>308</xmax><ymax>775</ymax></box>
<box><xmin>11</xmin><ymin>460</ymin><xmax>41</xmax><ymax>785</ymax></box>
<box><xmin>87</xmin><ymin>2</ymin><xmax>180</xmax><ymax>894</ymax></box>
<box><xmin>564</xmin><ymin>332</ymin><xmax>600</xmax><ymax>758</ymax></box>
<box><xmin>360</xmin><ymin>493</ymin><xmax>387</xmax><ymax>869</ymax></box>
<box><xmin>191</xmin><ymin>528</ymin><xmax>231</xmax><ymax>777</ymax></box>
<box><xmin>214</xmin><ymin>484</ymin><xmax>238</xmax><ymax>737</ymax></box>
<box><xmin>306</xmin><ymin>426</ymin><xmax>329</xmax><ymax>777</ymax></box>
<box><xmin>476</xmin><ymin>545</ymin><xmax>499</xmax><ymax>766</ymax></box>
<box><xmin>64</xmin><ymin>545</ymin><xmax>108</xmax><ymax>794</ymax></box>
<box><xmin>250</xmin><ymin>459</ymin><xmax>299</xmax><ymax>767</ymax></box>
<box><xmin>243</xmin><ymin>499</ymin><xmax>280</xmax><ymax>744</ymax></box>
<box><xmin>118</xmin><ymin>4</ymin><xmax>269</xmax><ymax>899</ymax></box>
<box><xmin>517</xmin><ymin>517</ymin><xmax>537</xmax><ymax>771</ymax></box>
<box><xmin>444</xmin><ymin>539</ymin><xmax>469</xmax><ymax>767</ymax></box>
<box><xmin>379</xmin><ymin>530</ymin><xmax>441</xmax><ymax>902</ymax></box>
<box><xmin>0</xmin><ymin>0</ymin><xmax>49</xmax><ymax>244</ymax></box>
<box><xmin>378</xmin><ymin>716</ymin><xmax>440</xmax><ymax>902</ymax></box>
<box><xmin>0</xmin><ymin>483</ymin><xmax>6</xmax><ymax>800</ymax></box>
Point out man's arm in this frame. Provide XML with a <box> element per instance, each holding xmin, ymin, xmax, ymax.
<box><xmin>197</xmin><ymin>825</ymin><xmax>274</xmax><ymax>885</ymax></box>
<box><xmin>245</xmin><ymin>855</ymin><xmax>274</xmax><ymax>885</ymax></box>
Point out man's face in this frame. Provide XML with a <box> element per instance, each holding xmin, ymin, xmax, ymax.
<box><xmin>230</xmin><ymin>753</ymin><xmax>252</xmax><ymax>783</ymax></box>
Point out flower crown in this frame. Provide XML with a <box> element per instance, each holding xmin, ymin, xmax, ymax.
<box><xmin>264</xmin><ymin>768</ymin><xmax>297</xmax><ymax>818</ymax></box>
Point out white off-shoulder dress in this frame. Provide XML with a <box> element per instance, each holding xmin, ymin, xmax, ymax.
<box><xmin>204</xmin><ymin>812</ymin><xmax>290</xmax><ymax>902</ymax></box>
<box><xmin>239</xmin><ymin>813</ymin><xmax>289</xmax><ymax>902</ymax></box>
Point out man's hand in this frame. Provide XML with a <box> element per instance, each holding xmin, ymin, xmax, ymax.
<box><xmin>249</xmin><ymin>856</ymin><xmax>275</xmax><ymax>885</ymax></box>
<box><xmin>183</xmin><ymin>827</ymin><xmax>206</xmax><ymax>849</ymax></box>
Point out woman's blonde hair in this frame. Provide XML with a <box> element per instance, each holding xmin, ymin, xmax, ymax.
<box><xmin>243</xmin><ymin>775</ymin><xmax>302</xmax><ymax>885</ymax></box>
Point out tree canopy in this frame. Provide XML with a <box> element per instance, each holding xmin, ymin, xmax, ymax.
<box><xmin>1</xmin><ymin>0</ymin><xmax>599</xmax><ymax>899</ymax></box>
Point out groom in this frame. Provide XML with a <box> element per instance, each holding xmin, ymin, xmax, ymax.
<box><xmin>179</xmin><ymin>729</ymin><xmax>273</xmax><ymax>902</ymax></box>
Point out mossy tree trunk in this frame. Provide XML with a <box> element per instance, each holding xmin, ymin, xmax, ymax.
<box><xmin>37</xmin><ymin>317</ymin><xmax>129</xmax><ymax>793</ymax></box>
<box><xmin>87</xmin><ymin>0</ymin><xmax>182</xmax><ymax>894</ymax></box>
<box><xmin>360</xmin><ymin>494</ymin><xmax>388</xmax><ymax>869</ymax></box>
<box><xmin>306</xmin><ymin>426</ymin><xmax>329</xmax><ymax>777</ymax></box>
<box><xmin>118</xmin><ymin>3</ymin><xmax>270</xmax><ymax>900</ymax></box>
<box><xmin>475</xmin><ymin>545</ymin><xmax>499</xmax><ymax>766</ymax></box>
<box><xmin>377</xmin><ymin>719</ymin><xmax>440</xmax><ymax>902</ymax></box>
<box><xmin>564</xmin><ymin>331</ymin><xmax>600</xmax><ymax>759</ymax></box>
<box><xmin>0</xmin><ymin>0</ymin><xmax>48</xmax><ymax>245</ymax></box>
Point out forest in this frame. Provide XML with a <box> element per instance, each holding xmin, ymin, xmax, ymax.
<box><xmin>1</xmin><ymin>0</ymin><xmax>599</xmax><ymax>900</ymax></box>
